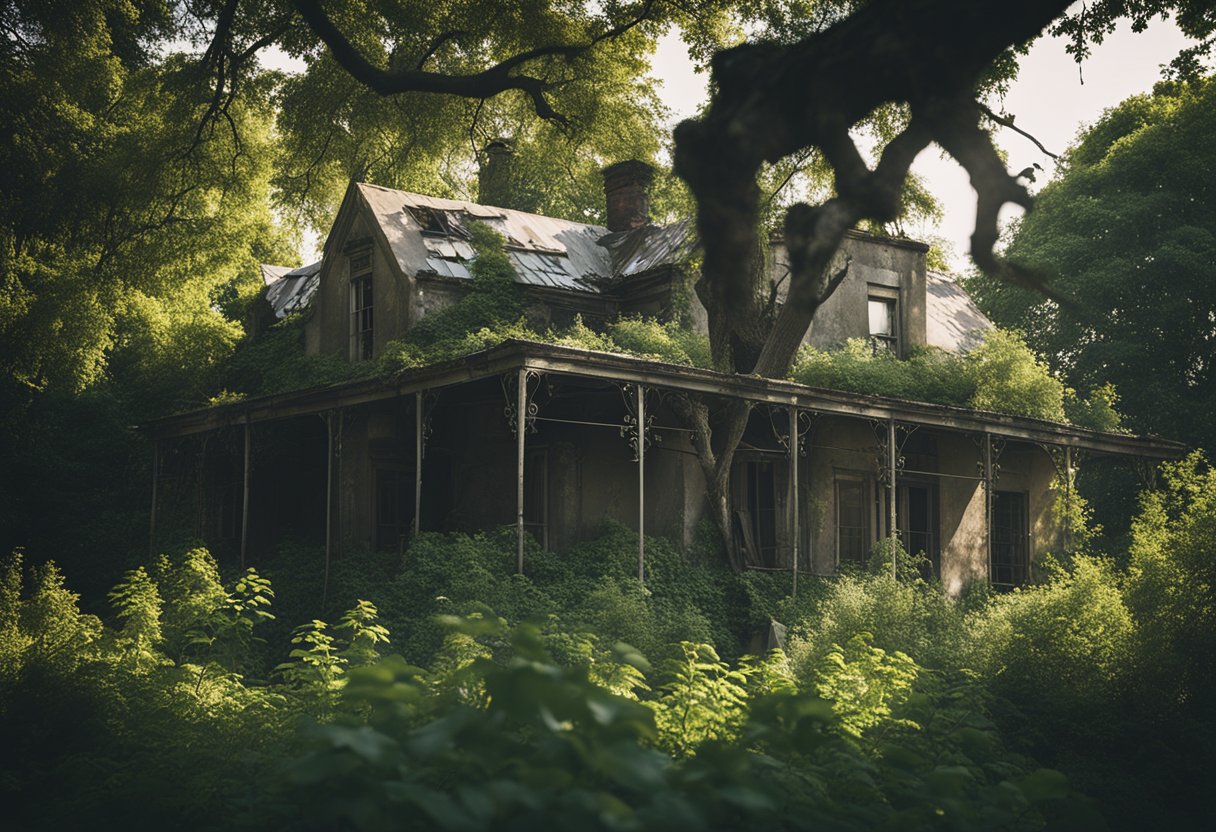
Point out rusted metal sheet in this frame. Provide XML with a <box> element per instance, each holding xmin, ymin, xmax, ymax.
<box><xmin>262</xmin><ymin>261</ymin><xmax>321</xmax><ymax>319</ymax></box>
<box><xmin>357</xmin><ymin>182</ymin><xmax>616</xmax><ymax>293</ymax></box>
<box><xmin>599</xmin><ymin>218</ymin><xmax>696</xmax><ymax>277</ymax></box>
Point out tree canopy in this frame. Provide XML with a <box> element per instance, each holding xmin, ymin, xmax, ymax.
<box><xmin>966</xmin><ymin>75</ymin><xmax>1216</xmax><ymax>449</ymax></box>
<box><xmin>3</xmin><ymin>0</ymin><xmax>1213</xmax><ymax>565</ymax></box>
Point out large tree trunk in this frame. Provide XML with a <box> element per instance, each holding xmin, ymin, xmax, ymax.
<box><xmin>670</xmin><ymin>0</ymin><xmax>1071</xmax><ymax>569</ymax></box>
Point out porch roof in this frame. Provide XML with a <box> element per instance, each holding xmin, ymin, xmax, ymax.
<box><xmin>142</xmin><ymin>340</ymin><xmax>1185</xmax><ymax>459</ymax></box>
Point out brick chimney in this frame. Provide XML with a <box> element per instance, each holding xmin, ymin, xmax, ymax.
<box><xmin>602</xmin><ymin>160</ymin><xmax>654</xmax><ymax>232</ymax></box>
<box><xmin>477</xmin><ymin>138</ymin><xmax>514</xmax><ymax>208</ymax></box>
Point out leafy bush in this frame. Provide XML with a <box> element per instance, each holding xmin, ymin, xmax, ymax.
<box><xmin>789</xmin><ymin>328</ymin><xmax>1096</xmax><ymax>424</ymax></box>
<box><xmin>785</xmin><ymin>569</ymin><xmax>966</xmax><ymax>681</ymax></box>
<box><xmin>790</xmin><ymin>338</ymin><xmax>975</xmax><ymax>407</ymax></box>
<box><xmin>966</xmin><ymin>328</ymin><xmax>1067</xmax><ymax>421</ymax></box>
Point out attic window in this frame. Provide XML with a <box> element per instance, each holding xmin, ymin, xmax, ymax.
<box><xmin>868</xmin><ymin>287</ymin><xmax>899</xmax><ymax>355</ymax></box>
<box><xmin>408</xmin><ymin>206</ymin><xmax>469</xmax><ymax>238</ymax></box>
<box><xmin>349</xmin><ymin>251</ymin><xmax>374</xmax><ymax>361</ymax></box>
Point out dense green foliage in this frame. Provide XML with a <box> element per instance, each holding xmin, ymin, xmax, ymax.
<box><xmin>790</xmin><ymin>330</ymin><xmax>1120</xmax><ymax>427</ymax></box>
<box><xmin>967</xmin><ymin>76</ymin><xmax>1216</xmax><ymax>449</ymax></box>
<box><xmin>3</xmin><ymin>3</ymin><xmax>1213</xmax><ymax>829</ymax></box>
<box><xmin>4</xmin><ymin>456</ymin><xmax>1216</xmax><ymax>830</ymax></box>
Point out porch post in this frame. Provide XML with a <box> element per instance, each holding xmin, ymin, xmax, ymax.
<box><xmin>148</xmin><ymin>438</ymin><xmax>159</xmax><ymax>558</ymax></box>
<box><xmin>984</xmin><ymin>432</ymin><xmax>994</xmax><ymax>579</ymax></box>
<box><xmin>637</xmin><ymin>384</ymin><xmax>646</xmax><ymax>583</ymax></box>
<box><xmin>516</xmin><ymin>368</ymin><xmax>526</xmax><ymax>575</ymax></box>
<box><xmin>241</xmin><ymin>418</ymin><xmax>251</xmax><ymax>570</ymax></box>
<box><xmin>789</xmin><ymin>405</ymin><xmax>799</xmax><ymax>599</ymax></box>
<box><xmin>335</xmin><ymin>408</ymin><xmax>344</xmax><ymax>558</ymax></box>
<box><xmin>414</xmin><ymin>391</ymin><xmax>423</xmax><ymax>538</ymax></box>
<box><xmin>323</xmin><ymin>412</ymin><xmax>333</xmax><ymax>609</ymax></box>
<box><xmin>1063</xmin><ymin>445</ymin><xmax>1073</xmax><ymax>555</ymax></box>
<box><xmin>888</xmin><ymin>418</ymin><xmax>897</xmax><ymax>579</ymax></box>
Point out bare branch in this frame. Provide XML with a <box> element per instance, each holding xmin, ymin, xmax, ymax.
<box><xmin>978</xmin><ymin>104</ymin><xmax>1060</xmax><ymax>160</ymax></box>
<box><xmin>928</xmin><ymin>97</ymin><xmax>1077</xmax><ymax>310</ymax></box>
<box><xmin>292</xmin><ymin>0</ymin><xmax>657</xmax><ymax>124</ymax></box>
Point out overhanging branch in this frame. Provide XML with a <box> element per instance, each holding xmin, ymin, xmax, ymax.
<box><xmin>293</xmin><ymin>0</ymin><xmax>657</xmax><ymax>124</ymax></box>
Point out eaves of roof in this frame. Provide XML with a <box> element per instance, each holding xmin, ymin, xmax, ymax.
<box><xmin>141</xmin><ymin>340</ymin><xmax>1186</xmax><ymax>460</ymax></box>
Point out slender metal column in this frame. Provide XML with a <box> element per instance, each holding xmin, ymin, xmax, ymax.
<box><xmin>637</xmin><ymin>384</ymin><xmax>646</xmax><ymax>583</ymax></box>
<box><xmin>414</xmin><ymin>391</ymin><xmax>423</xmax><ymax>538</ymax></box>
<box><xmin>789</xmin><ymin>405</ymin><xmax>799</xmax><ymax>599</ymax></box>
<box><xmin>240</xmin><ymin>418</ymin><xmax>251</xmax><ymax>570</ymax></box>
<box><xmin>148</xmin><ymin>438</ymin><xmax>159</xmax><ymax>558</ymax></box>
<box><xmin>1063</xmin><ymin>445</ymin><xmax>1073</xmax><ymax>555</ymax></box>
<box><xmin>984</xmin><ymin>433</ymin><xmax>994</xmax><ymax>579</ymax></box>
<box><xmin>323</xmin><ymin>412</ymin><xmax>333</xmax><ymax>609</ymax></box>
<box><xmin>516</xmin><ymin>368</ymin><xmax>526</xmax><ymax>575</ymax></box>
<box><xmin>336</xmin><ymin>409</ymin><xmax>344</xmax><ymax>557</ymax></box>
<box><xmin>888</xmin><ymin>418</ymin><xmax>897</xmax><ymax>579</ymax></box>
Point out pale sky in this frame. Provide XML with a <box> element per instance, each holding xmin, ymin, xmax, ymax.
<box><xmin>650</xmin><ymin>17</ymin><xmax>1192</xmax><ymax>270</ymax></box>
<box><xmin>270</xmin><ymin>13</ymin><xmax>1193</xmax><ymax>267</ymax></box>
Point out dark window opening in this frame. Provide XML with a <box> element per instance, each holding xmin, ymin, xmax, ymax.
<box><xmin>898</xmin><ymin>483</ymin><xmax>940</xmax><ymax>578</ymax></box>
<box><xmin>375</xmin><ymin>468</ymin><xmax>415</xmax><ymax>551</ymax></box>
<box><xmin>350</xmin><ymin>270</ymin><xmax>373</xmax><ymax>361</ymax></box>
<box><xmin>523</xmin><ymin>449</ymin><xmax>548</xmax><ymax>549</ymax></box>
<box><xmin>733</xmin><ymin>458</ymin><xmax>779</xmax><ymax>567</ymax></box>
<box><xmin>220</xmin><ymin>477</ymin><xmax>242</xmax><ymax>541</ymax></box>
<box><xmin>992</xmin><ymin>490</ymin><xmax>1029</xmax><ymax>586</ymax></box>
<box><xmin>837</xmin><ymin>478</ymin><xmax>869</xmax><ymax>565</ymax></box>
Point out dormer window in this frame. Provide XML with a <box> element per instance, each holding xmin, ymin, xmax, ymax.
<box><xmin>349</xmin><ymin>251</ymin><xmax>373</xmax><ymax>361</ymax></box>
<box><xmin>868</xmin><ymin>287</ymin><xmax>899</xmax><ymax>355</ymax></box>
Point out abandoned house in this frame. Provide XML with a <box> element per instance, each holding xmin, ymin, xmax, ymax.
<box><xmin>144</xmin><ymin>151</ymin><xmax>1183</xmax><ymax>595</ymax></box>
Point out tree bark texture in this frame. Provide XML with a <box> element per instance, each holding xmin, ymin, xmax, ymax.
<box><xmin>672</xmin><ymin>0</ymin><xmax>1073</xmax><ymax>567</ymax></box>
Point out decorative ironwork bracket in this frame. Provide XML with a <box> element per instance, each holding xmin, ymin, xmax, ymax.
<box><xmin>1131</xmin><ymin>457</ymin><xmax>1159</xmax><ymax>491</ymax></box>
<box><xmin>974</xmin><ymin>433</ymin><xmax>1007</xmax><ymax>491</ymax></box>
<box><xmin>871</xmin><ymin>420</ymin><xmax>917</xmax><ymax>485</ymax></box>
<box><xmin>620</xmin><ymin>383</ymin><xmax>660</xmax><ymax>462</ymax></box>
<box><xmin>502</xmin><ymin>370</ymin><xmax>543</xmax><ymax>438</ymax></box>
<box><xmin>419</xmin><ymin>390</ymin><xmax>441</xmax><ymax>457</ymax></box>
<box><xmin>770</xmin><ymin>407</ymin><xmax>818</xmax><ymax>457</ymax></box>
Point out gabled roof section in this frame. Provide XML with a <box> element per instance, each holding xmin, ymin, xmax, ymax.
<box><xmin>355</xmin><ymin>182</ymin><xmax>615</xmax><ymax>293</ymax></box>
<box><xmin>261</xmin><ymin>261</ymin><xmax>321</xmax><ymax>319</ymax></box>
<box><xmin>926</xmin><ymin>271</ymin><xmax>993</xmax><ymax>353</ymax></box>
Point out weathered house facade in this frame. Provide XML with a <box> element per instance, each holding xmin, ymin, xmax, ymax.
<box><xmin>147</xmin><ymin>159</ymin><xmax>1182</xmax><ymax>594</ymax></box>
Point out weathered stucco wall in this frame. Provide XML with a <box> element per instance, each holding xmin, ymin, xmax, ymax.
<box><xmin>777</xmin><ymin>232</ymin><xmax>929</xmax><ymax>353</ymax></box>
<box><xmin>308</xmin><ymin>201</ymin><xmax>414</xmax><ymax>361</ymax></box>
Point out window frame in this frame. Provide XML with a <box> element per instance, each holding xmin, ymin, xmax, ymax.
<box><xmin>349</xmin><ymin>250</ymin><xmax>374</xmax><ymax>362</ymax></box>
<box><xmin>835</xmin><ymin>474</ymin><xmax>871</xmax><ymax>567</ymax></box>
<box><xmin>991</xmin><ymin>489</ymin><xmax>1030</xmax><ymax>587</ymax></box>
<box><xmin>867</xmin><ymin>285</ymin><xmax>900</xmax><ymax>356</ymax></box>
<box><xmin>523</xmin><ymin>446</ymin><xmax>549</xmax><ymax>550</ymax></box>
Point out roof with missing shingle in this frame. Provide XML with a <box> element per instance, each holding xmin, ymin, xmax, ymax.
<box><xmin>262</xmin><ymin>183</ymin><xmax>992</xmax><ymax>355</ymax></box>
<box><xmin>261</xmin><ymin>261</ymin><xmax>321</xmax><ymax>319</ymax></box>
<box><xmin>357</xmin><ymin>183</ymin><xmax>617</xmax><ymax>293</ymax></box>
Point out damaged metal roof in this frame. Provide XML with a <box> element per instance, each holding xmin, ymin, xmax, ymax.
<box><xmin>357</xmin><ymin>183</ymin><xmax>619</xmax><ymax>293</ymax></box>
<box><xmin>599</xmin><ymin>217</ymin><xmax>696</xmax><ymax>277</ymax></box>
<box><xmin>262</xmin><ymin>261</ymin><xmax>321</xmax><ymax>319</ymax></box>
<box><xmin>926</xmin><ymin>271</ymin><xmax>993</xmax><ymax>353</ymax></box>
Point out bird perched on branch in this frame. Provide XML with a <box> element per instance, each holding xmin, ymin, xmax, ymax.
<box><xmin>1016</xmin><ymin>162</ymin><xmax>1045</xmax><ymax>183</ymax></box>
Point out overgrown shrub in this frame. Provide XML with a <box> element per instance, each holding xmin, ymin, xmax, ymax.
<box><xmin>966</xmin><ymin>328</ymin><xmax>1066</xmax><ymax>421</ymax></box>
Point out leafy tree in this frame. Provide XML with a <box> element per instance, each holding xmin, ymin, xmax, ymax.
<box><xmin>967</xmin><ymin>76</ymin><xmax>1216</xmax><ymax>449</ymax></box>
